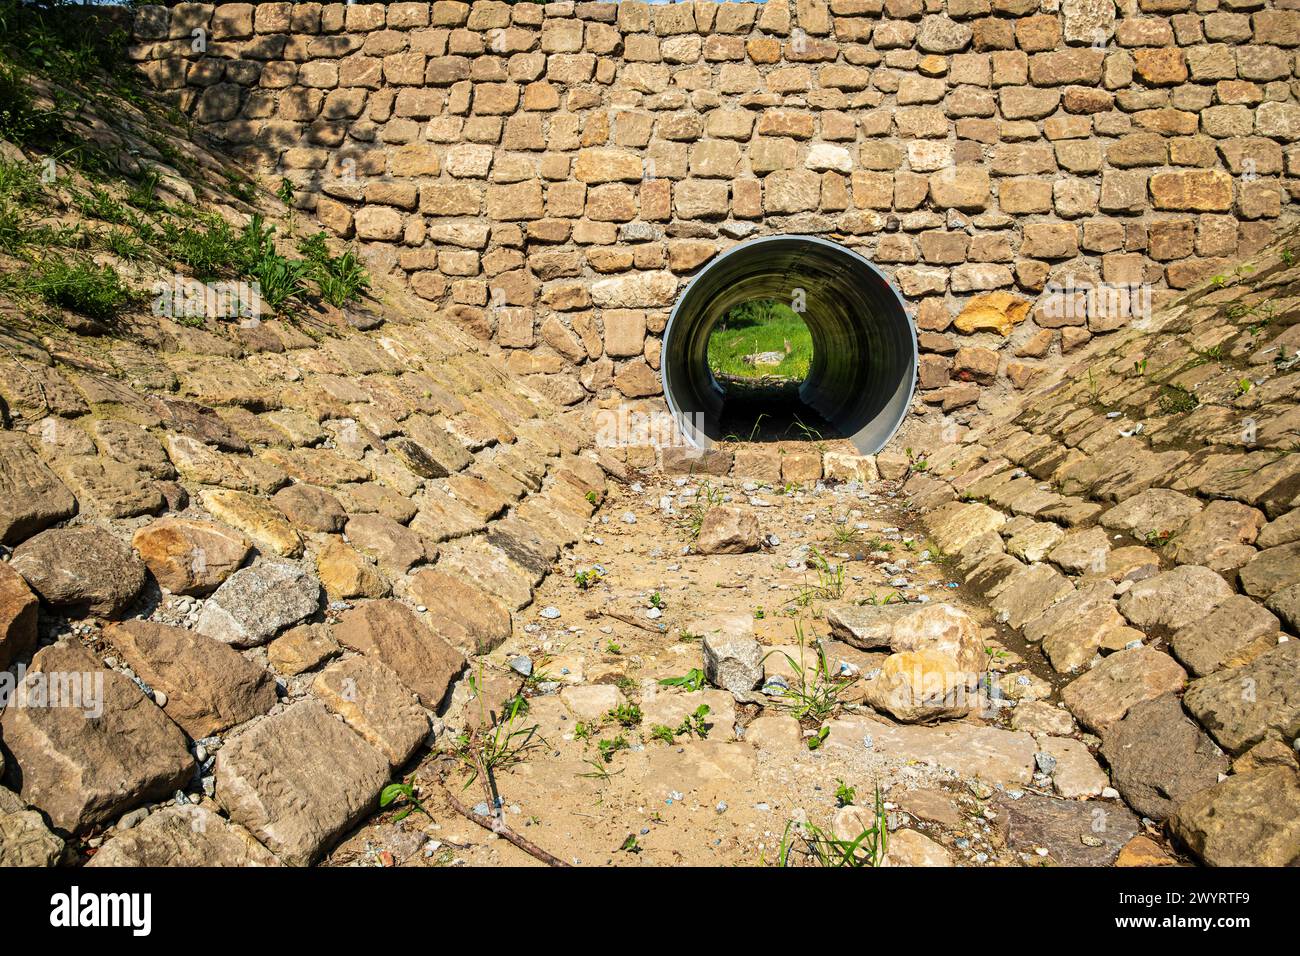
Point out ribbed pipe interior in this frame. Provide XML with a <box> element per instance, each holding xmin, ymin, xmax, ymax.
<box><xmin>662</xmin><ymin>235</ymin><xmax>918</xmax><ymax>454</ymax></box>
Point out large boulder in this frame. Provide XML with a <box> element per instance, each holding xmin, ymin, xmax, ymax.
<box><xmin>104</xmin><ymin>620</ymin><xmax>278</xmax><ymax>738</ymax></box>
<box><xmin>0</xmin><ymin>560</ymin><xmax>39</xmax><ymax>670</ymax></box>
<box><xmin>882</xmin><ymin>828</ymin><xmax>953</xmax><ymax>867</ymax></box>
<box><xmin>1101</xmin><ymin>694</ymin><xmax>1229</xmax><ymax>821</ymax></box>
<box><xmin>887</xmin><ymin>603</ymin><xmax>986</xmax><ymax>674</ymax></box>
<box><xmin>1183</xmin><ymin>640</ymin><xmax>1300</xmax><ymax>755</ymax></box>
<box><xmin>827</xmin><ymin>602</ymin><xmax>985</xmax><ymax>672</ymax></box>
<box><xmin>863</xmin><ymin>649</ymin><xmax>978</xmax><ymax>723</ymax></box>
<box><xmin>10</xmin><ymin>527</ymin><xmax>147</xmax><ymax>619</ymax></box>
<box><xmin>0</xmin><ymin>642</ymin><xmax>194</xmax><ymax>833</ymax></box>
<box><xmin>1169</xmin><ymin>768</ymin><xmax>1300</xmax><ymax>867</ymax></box>
<box><xmin>131</xmin><ymin>517</ymin><xmax>252</xmax><ymax>596</ymax></box>
<box><xmin>195</xmin><ymin>562</ymin><xmax>321</xmax><ymax>647</ymax></box>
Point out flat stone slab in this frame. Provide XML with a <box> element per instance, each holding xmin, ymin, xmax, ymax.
<box><xmin>1099</xmin><ymin>487</ymin><xmax>1201</xmax><ymax>539</ymax></box>
<box><xmin>332</xmin><ymin>599</ymin><xmax>465</xmax><ymax>710</ymax></box>
<box><xmin>641</xmin><ymin>689</ymin><xmax>736</xmax><ymax>739</ymax></box>
<box><xmin>0</xmin><ymin>561</ymin><xmax>39</xmax><ymax>670</ymax></box>
<box><xmin>825</xmin><ymin>603</ymin><xmax>915</xmax><ymax>650</ymax></box>
<box><xmin>271</xmin><ymin>483</ymin><xmax>348</xmax><ymax>533</ymax></box>
<box><xmin>405</xmin><ymin>568</ymin><xmax>512</xmax><ymax>656</ymax></box>
<box><xmin>215</xmin><ymin>700</ymin><xmax>389</xmax><ymax>867</ymax></box>
<box><xmin>10</xmin><ymin>527</ymin><xmax>147</xmax><ymax>619</ymax></box>
<box><xmin>1163</xmin><ymin>500</ymin><xmax>1264</xmax><ymax>572</ymax></box>
<box><xmin>87</xmin><ymin>803</ymin><xmax>281</xmax><ymax>867</ymax></box>
<box><xmin>0</xmin><ymin>432</ymin><xmax>77</xmax><ymax>545</ymax></box>
<box><xmin>0</xmin><ymin>786</ymin><xmax>64</xmax><ymax>866</ymax></box>
<box><xmin>1170</xmin><ymin>594</ymin><xmax>1280</xmax><ymax>677</ymax></box>
<box><xmin>1117</xmin><ymin>564</ymin><xmax>1234</xmax><ymax>630</ymax></box>
<box><xmin>105</xmin><ymin>620</ymin><xmax>278</xmax><ymax>738</ymax></box>
<box><xmin>1061</xmin><ymin>646</ymin><xmax>1187</xmax><ymax>736</ymax></box>
<box><xmin>434</xmin><ymin>537</ymin><xmax>534</xmax><ymax>610</ymax></box>
<box><xmin>560</xmin><ymin>683</ymin><xmax>626</xmax><ymax>720</ymax></box>
<box><xmin>267</xmin><ymin>623</ymin><xmax>340</xmax><ymax>676</ymax></box>
<box><xmin>195</xmin><ymin>562</ymin><xmax>321</xmax><ymax>648</ymax></box>
<box><xmin>313</xmin><ymin>656</ymin><xmax>429</xmax><ymax>768</ymax></box>
<box><xmin>926</xmin><ymin>501</ymin><xmax>1007</xmax><ymax>555</ymax></box>
<box><xmin>48</xmin><ymin>455</ymin><xmax>164</xmax><ymax>519</ymax></box>
<box><xmin>994</xmin><ymin>791</ymin><xmax>1140</xmax><ymax>867</ymax></box>
<box><xmin>1041</xmin><ymin>737</ymin><xmax>1108</xmax><ymax>799</ymax></box>
<box><xmin>1047</xmin><ymin>526</ymin><xmax>1111</xmax><ymax>574</ymax></box>
<box><xmin>1239</xmin><ymin>542</ymin><xmax>1300</xmax><ymax>600</ymax></box>
<box><xmin>200</xmin><ymin>489</ymin><xmax>303</xmax><ymax>558</ymax></box>
<box><xmin>0</xmin><ymin>642</ymin><xmax>194</xmax><ymax>833</ymax></box>
<box><xmin>344</xmin><ymin>513</ymin><xmax>435</xmax><ymax>575</ymax></box>
<box><xmin>826</xmin><ymin>717</ymin><xmax>1038</xmax><ymax>787</ymax></box>
<box><xmin>316</xmin><ymin>538</ymin><xmax>390</xmax><ymax>600</ymax></box>
<box><xmin>990</xmin><ymin>563</ymin><xmax>1074</xmax><ymax>630</ymax></box>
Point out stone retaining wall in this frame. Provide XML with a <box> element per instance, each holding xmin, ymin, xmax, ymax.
<box><xmin>127</xmin><ymin>0</ymin><xmax>1300</xmax><ymax>455</ymax></box>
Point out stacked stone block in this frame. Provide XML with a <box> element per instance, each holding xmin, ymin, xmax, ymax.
<box><xmin>128</xmin><ymin>0</ymin><xmax>1300</xmax><ymax>444</ymax></box>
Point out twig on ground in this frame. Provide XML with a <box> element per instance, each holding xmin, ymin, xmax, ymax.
<box><xmin>440</xmin><ymin>786</ymin><xmax>570</xmax><ymax>868</ymax></box>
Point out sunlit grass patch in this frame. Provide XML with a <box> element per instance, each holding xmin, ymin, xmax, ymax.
<box><xmin>707</xmin><ymin>298</ymin><xmax>814</xmax><ymax>381</ymax></box>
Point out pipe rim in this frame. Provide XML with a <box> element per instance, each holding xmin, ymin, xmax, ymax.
<box><xmin>661</xmin><ymin>234</ymin><xmax>918</xmax><ymax>455</ymax></box>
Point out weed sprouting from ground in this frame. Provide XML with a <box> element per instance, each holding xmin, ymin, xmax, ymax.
<box><xmin>649</xmin><ymin>704</ymin><xmax>712</xmax><ymax>744</ymax></box>
<box><xmin>683</xmin><ymin>480</ymin><xmax>724</xmax><ymax>540</ymax></box>
<box><xmin>455</xmin><ymin>685</ymin><xmax>541</xmax><ymax>795</ymax></box>
<box><xmin>379</xmin><ymin>776</ymin><xmax>434</xmax><ymax>823</ymax></box>
<box><xmin>767</xmin><ymin>622</ymin><xmax>853</xmax><ymax>725</ymax></box>
<box><xmin>658</xmin><ymin>667</ymin><xmax>706</xmax><ymax>692</ymax></box>
<box><xmin>776</xmin><ymin>784</ymin><xmax>889</xmax><ymax>868</ymax></box>
<box><xmin>298</xmin><ymin>230</ymin><xmax>371</xmax><ymax>307</ymax></box>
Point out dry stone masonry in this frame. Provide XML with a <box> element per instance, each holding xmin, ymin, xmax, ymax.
<box><xmin>900</xmin><ymin>229</ymin><xmax>1300</xmax><ymax>866</ymax></box>
<box><xmin>128</xmin><ymin>0</ymin><xmax>1300</xmax><ymax>454</ymax></box>
<box><xmin>1</xmin><ymin>0</ymin><xmax>1298</xmax><ymax>871</ymax></box>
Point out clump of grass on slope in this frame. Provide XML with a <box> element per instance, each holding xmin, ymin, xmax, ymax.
<box><xmin>298</xmin><ymin>230</ymin><xmax>372</xmax><ymax>307</ymax></box>
<box><xmin>19</xmin><ymin>256</ymin><xmax>135</xmax><ymax>321</ymax></box>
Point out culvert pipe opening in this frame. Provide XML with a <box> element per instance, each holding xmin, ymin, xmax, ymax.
<box><xmin>662</xmin><ymin>235</ymin><xmax>918</xmax><ymax>455</ymax></box>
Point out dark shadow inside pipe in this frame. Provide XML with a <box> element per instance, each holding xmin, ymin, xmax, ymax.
<box><xmin>662</xmin><ymin>235</ymin><xmax>917</xmax><ymax>454</ymax></box>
